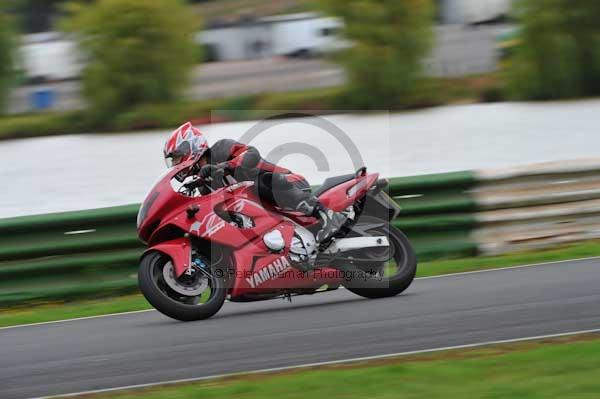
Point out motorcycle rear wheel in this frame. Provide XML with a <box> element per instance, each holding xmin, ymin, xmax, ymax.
<box><xmin>138</xmin><ymin>251</ymin><xmax>226</xmax><ymax>321</ymax></box>
<box><xmin>341</xmin><ymin>216</ymin><xmax>417</xmax><ymax>299</ymax></box>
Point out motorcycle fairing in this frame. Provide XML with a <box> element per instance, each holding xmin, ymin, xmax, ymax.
<box><xmin>144</xmin><ymin>237</ymin><xmax>192</xmax><ymax>278</ymax></box>
<box><xmin>318</xmin><ymin>172</ymin><xmax>379</xmax><ymax>211</ymax></box>
<box><xmin>147</xmin><ymin>185</ymin><xmax>283</xmax><ymax>251</ymax></box>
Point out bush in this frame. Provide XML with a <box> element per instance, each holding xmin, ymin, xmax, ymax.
<box><xmin>62</xmin><ymin>0</ymin><xmax>200</xmax><ymax>116</ymax></box>
<box><xmin>0</xmin><ymin>76</ymin><xmax>506</xmax><ymax>141</ymax></box>
<box><xmin>480</xmin><ymin>86</ymin><xmax>505</xmax><ymax>103</ymax></box>
<box><xmin>507</xmin><ymin>0</ymin><xmax>600</xmax><ymax>100</ymax></box>
<box><xmin>110</xmin><ymin>100</ymin><xmax>224</xmax><ymax>131</ymax></box>
<box><xmin>0</xmin><ymin>112</ymin><xmax>87</xmax><ymax>140</ymax></box>
<box><xmin>316</xmin><ymin>0</ymin><xmax>434</xmax><ymax>109</ymax></box>
<box><xmin>255</xmin><ymin>87</ymin><xmax>343</xmax><ymax>111</ymax></box>
<box><xmin>0</xmin><ymin>12</ymin><xmax>17</xmax><ymax>114</ymax></box>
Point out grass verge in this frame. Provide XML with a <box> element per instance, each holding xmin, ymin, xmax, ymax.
<box><xmin>67</xmin><ymin>333</ymin><xmax>600</xmax><ymax>398</ymax></box>
<box><xmin>0</xmin><ymin>295</ymin><xmax>151</xmax><ymax>328</ymax></box>
<box><xmin>0</xmin><ymin>73</ymin><xmax>501</xmax><ymax>141</ymax></box>
<box><xmin>417</xmin><ymin>240</ymin><xmax>600</xmax><ymax>278</ymax></box>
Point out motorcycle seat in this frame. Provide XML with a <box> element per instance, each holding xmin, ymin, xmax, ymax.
<box><xmin>314</xmin><ymin>173</ymin><xmax>355</xmax><ymax>197</ymax></box>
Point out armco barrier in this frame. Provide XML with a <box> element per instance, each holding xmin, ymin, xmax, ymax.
<box><xmin>471</xmin><ymin>159</ymin><xmax>600</xmax><ymax>254</ymax></box>
<box><xmin>389</xmin><ymin>170</ymin><xmax>479</xmax><ymax>261</ymax></box>
<box><xmin>1</xmin><ymin>159</ymin><xmax>598</xmax><ymax>307</ymax></box>
<box><xmin>0</xmin><ymin>205</ymin><xmax>143</xmax><ymax>307</ymax></box>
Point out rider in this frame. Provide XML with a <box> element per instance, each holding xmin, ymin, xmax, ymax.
<box><xmin>163</xmin><ymin>122</ymin><xmax>346</xmax><ymax>243</ymax></box>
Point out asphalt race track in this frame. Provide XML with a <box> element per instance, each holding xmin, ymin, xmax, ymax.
<box><xmin>1</xmin><ymin>259</ymin><xmax>600</xmax><ymax>399</ymax></box>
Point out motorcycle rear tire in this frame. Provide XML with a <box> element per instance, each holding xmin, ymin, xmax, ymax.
<box><xmin>342</xmin><ymin>217</ymin><xmax>417</xmax><ymax>299</ymax></box>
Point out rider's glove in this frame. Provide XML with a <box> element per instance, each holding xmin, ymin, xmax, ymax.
<box><xmin>199</xmin><ymin>164</ymin><xmax>217</xmax><ymax>179</ymax></box>
<box><xmin>199</xmin><ymin>164</ymin><xmax>225</xmax><ymax>188</ymax></box>
<box><xmin>216</xmin><ymin>161</ymin><xmax>231</xmax><ymax>172</ymax></box>
<box><xmin>200</xmin><ymin>163</ymin><xmax>229</xmax><ymax>178</ymax></box>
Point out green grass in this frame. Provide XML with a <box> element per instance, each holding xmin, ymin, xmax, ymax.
<box><xmin>0</xmin><ymin>87</ymin><xmax>341</xmax><ymax>141</ymax></box>
<box><xmin>67</xmin><ymin>334</ymin><xmax>600</xmax><ymax>398</ymax></box>
<box><xmin>418</xmin><ymin>240</ymin><xmax>600</xmax><ymax>278</ymax></box>
<box><xmin>0</xmin><ymin>295</ymin><xmax>151</xmax><ymax>327</ymax></box>
<box><xmin>2</xmin><ymin>240</ymin><xmax>600</xmax><ymax>328</ymax></box>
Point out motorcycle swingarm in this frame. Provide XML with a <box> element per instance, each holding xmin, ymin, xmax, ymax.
<box><xmin>322</xmin><ymin>236</ymin><xmax>389</xmax><ymax>255</ymax></box>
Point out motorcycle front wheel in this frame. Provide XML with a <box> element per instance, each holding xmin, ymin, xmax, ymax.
<box><xmin>138</xmin><ymin>251</ymin><xmax>227</xmax><ymax>321</ymax></box>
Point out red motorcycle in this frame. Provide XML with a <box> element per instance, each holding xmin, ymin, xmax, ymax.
<box><xmin>137</xmin><ymin>159</ymin><xmax>417</xmax><ymax>321</ymax></box>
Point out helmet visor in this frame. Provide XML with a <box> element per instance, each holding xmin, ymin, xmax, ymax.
<box><xmin>165</xmin><ymin>153</ymin><xmax>184</xmax><ymax>168</ymax></box>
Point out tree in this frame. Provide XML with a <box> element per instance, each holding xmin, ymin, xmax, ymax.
<box><xmin>62</xmin><ymin>0</ymin><xmax>200</xmax><ymax>116</ymax></box>
<box><xmin>13</xmin><ymin>0</ymin><xmax>64</xmax><ymax>32</ymax></box>
<box><xmin>508</xmin><ymin>0</ymin><xmax>600</xmax><ymax>99</ymax></box>
<box><xmin>316</xmin><ymin>0</ymin><xmax>434</xmax><ymax>109</ymax></box>
<box><xmin>0</xmin><ymin>11</ymin><xmax>17</xmax><ymax>114</ymax></box>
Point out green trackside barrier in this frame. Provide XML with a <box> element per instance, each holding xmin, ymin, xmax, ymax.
<box><xmin>389</xmin><ymin>171</ymin><xmax>477</xmax><ymax>216</ymax></box>
<box><xmin>388</xmin><ymin>171</ymin><xmax>479</xmax><ymax>261</ymax></box>
<box><xmin>0</xmin><ymin>225</ymin><xmax>142</xmax><ymax>262</ymax></box>
<box><xmin>0</xmin><ymin>204</ymin><xmax>140</xmax><ymax>235</ymax></box>
<box><xmin>0</xmin><ymin>204</ymin><xmax>145</xmax><ymax>306</ymax></box>
<box><xmin>393</xmin><ymin>214</ymin><xmax>477</xmax><ymax>232</ymax></box>
<box><xmin>405</xmin><ymin>228</ymin><xmax>478</xmax><ymax>261</ymax></box>
<box><xmin>0</xmin><ymin>275</ymin><xmax>139</xmax><ymax>307</ymax></box>
<box><xmin>0</xmin><ymin>172</ymin><xmax>479</xmax><ymax>307</ymax></box>
<box><xmin>0</xmin><ymin>249</ymin><xmax>141</xmax><ymax>280</ymax></box>
<box><xmin>393</xmin><ymin>190</ymin><xmax>477</xmax><ymax>215</ymax></box>
<box><xmin>388</xmin><ymin>171</ymin><xmax>476</xmax><ymax>194</ymax></box>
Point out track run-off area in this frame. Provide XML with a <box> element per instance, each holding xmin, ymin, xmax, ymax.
<box><xmin>1</xmin><ymin>258</ymin><xmax>599</xmax><ymax>399</ymax></box>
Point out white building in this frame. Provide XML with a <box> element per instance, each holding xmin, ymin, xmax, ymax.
<box><xmin>198</xmin><ymin>13</ymin><xmax>346</xmax><ymax>62</ymax></box>
<box><xmin>16</xmin><ymin>13</ymin><xmax>345</xmax><ymax>80</ymax></box>
<box><xmin>16</xmin><ymin>4</ymin><xmax>511</xmax><ymax>81</ymax></box>
<box><xmin>19</xmin><ymin>32</ymin><xmax>83</xmax><ymax>81</ymax></box>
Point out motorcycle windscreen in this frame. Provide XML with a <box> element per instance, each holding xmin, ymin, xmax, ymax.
<box><xmin>137</xmin><ymin>160</ymin><xmax>196</xmax><ymax>241</ymax></box>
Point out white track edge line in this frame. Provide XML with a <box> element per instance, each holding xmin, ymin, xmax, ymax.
<box><xmin>0</xmin><ymin>309</ymin><xmax>155</xmax><ymax>331</ymax></box>
<box><xmin>2</xmin><ymin>255</ymin><xmax>599</xmax><ymax>331</ymax></box>
<box><xmin>36</xmin><ymin>327</ymin><xmax>600</xmax><ymax>399</ymax></box>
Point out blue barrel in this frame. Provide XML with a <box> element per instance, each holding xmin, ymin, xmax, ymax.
<box><xmin>31</xmin><ymin>89</ymin><xmax>56</xmax><ymax>110</ymax></box>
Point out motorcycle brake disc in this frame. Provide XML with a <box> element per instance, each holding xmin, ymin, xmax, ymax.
<box><xmin>163</xmin><ymin>262</ymin><xmax>209</xmax><ymax>297</ymax></box>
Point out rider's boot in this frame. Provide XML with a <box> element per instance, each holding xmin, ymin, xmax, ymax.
<box><xmin>296</xmin><ymin>199</ymin><xmax>347</xmax><ymax>244</ymax></box>
<box><xmin>313</xmin><ymin>202</ymin><xmax>347</xmax><ymax>243</ymax></box>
